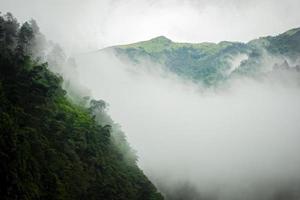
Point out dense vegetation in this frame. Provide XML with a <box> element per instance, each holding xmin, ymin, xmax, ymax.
<box><xmin>0</xmin><ymin>12</ymin><xmax>163</xmax><ymax>200</ymax></box>
<box><xmin>107</xmin><ymin>28</ymin><xmax>300</xmax><ymax>85</ymax></box>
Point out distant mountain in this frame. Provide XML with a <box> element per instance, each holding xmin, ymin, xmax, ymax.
<box><xmin>102</xmin><ymin>28</ymin><xmax>300</xmax><ymax>85</ymax></box>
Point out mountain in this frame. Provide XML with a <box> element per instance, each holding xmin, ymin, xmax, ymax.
<box><xmin>103</xmin><ymin>28</ymin><xmax>300</xmax><ymax>85</ymax></box>
<box><xmin>0</xmin><ymin>13</ymin><xmax>163</xmax><ymax>200</ymax></box>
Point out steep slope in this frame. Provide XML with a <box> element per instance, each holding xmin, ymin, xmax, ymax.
<box><xmin>104</xmin><ymin>28</ymin><xmax>300</xmax><ymax>85</ymax></box>
<box><xmin>0</xmin><ymin>13</ymin><xmax>163</xmax><ymax>200</ymax></box>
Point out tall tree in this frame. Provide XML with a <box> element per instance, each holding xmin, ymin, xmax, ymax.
<box><xmin>16</xmin><ymin>22</ymin><xmax>34</xmax><ymax>58</ymax></box>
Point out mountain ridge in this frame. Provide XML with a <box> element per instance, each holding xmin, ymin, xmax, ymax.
<box><xmin>100</xmin><ymin>27</ymin><xmax>300</xmax><ymax>85</ymax></box>
<box><xmin>103</xmin><ymin>27</ymin><xmax>300</xmax><ymax>52</ymax></box>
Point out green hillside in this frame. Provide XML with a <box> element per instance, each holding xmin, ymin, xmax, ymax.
<box><xmin>0</xmin><ymin>13</ymin><xmax>163</xmax><ymax>200</ymax></box>
<box><xmin>248</xmin><ymin>27</ymin><xmax>300</xmax><ymax>57</ymax></box>
<box><xmin>106</xmin><ymin>28</ymin><xmax>300</xmax><ymax>85</ymax></box>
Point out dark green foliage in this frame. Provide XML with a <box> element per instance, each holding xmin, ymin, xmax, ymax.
<box><xmin>0</xmin><ymin>13</ymin><xmax>163</xmax><ymax>200</ymax></box>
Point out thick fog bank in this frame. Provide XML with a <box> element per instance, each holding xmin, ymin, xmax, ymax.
<box><xmin>76</xmin><ymin>52</ymin><xmax>300</xmax><ymax>199</ymax></box>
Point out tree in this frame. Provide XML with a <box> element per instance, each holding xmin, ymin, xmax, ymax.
<box><xmin>16</xmin><ymin>22</ymin><xmax>34</xmax><ymax>58</ymax></box>
<box><xmin>46</xmin><ymin>43</ymin><xmax>66</xmax><ymax>73</ymax></box>
<box><xmin>29</xmin><ymin>19</ymin><xmax>47</xmax><ymax>61</ymax></box>
<box><xmin>3</xmin><ymin>13</ymin><xmax>19</xmax><ymax>50</ymax></box>
<box><xmin>89</xmin><ymin>99</ymin><xmax>107</xmax><ymax>113</ymax></box>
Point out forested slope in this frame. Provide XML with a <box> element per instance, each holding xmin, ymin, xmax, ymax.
<box><xmin>0</xmin><ymin>12</ymin><xmax>163</xmax><ymax>200</ymax></box>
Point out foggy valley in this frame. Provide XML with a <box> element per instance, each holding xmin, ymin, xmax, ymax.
<box><xmin>76</xmin><ymin>49</ymin><xmax>300</xmax><ymax>199</ymax></box>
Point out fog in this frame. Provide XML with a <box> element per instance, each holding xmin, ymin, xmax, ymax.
<box><xmin>75</xmin><ymin>51</ymin><xmax>300</xmax><ymax>199</ymax></box>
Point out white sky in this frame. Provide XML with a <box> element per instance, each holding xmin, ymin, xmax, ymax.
<box><xmin>1</xmin><ymin>0</ymin><xmax>300</xmax><ymax>52</ymax></box>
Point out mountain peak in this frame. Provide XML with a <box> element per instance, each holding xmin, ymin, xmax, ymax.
<box><xmin>115</xmin><ymin>35</ymin><xmax>173</xmax><ymax>53</ymax></box>
<box><xmin>150</xmin><ymin>35</ymin><xmax>172</xmax><ymax>43</ymax></box>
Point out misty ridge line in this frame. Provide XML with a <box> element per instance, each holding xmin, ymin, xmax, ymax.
<box><xmin>97</xmin><ymin>26</ymin><xmax>300</xmax><ymax>51</ymax></box>
<box><xmin>93</xmin><ymin>26</ymin><xmax>300</xmax><ymax>86</ymax></box>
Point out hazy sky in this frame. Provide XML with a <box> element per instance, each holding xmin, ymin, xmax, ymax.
<box><xmin>1</xmin><ymin>0</ymin><xmax>300</xmax><ymax>52</ymax></box>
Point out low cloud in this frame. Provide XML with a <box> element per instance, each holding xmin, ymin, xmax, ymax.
<box><xmin>75</xmin><ymin>51</ymin><xmax>300</xmax><ymax>199</ymax></box>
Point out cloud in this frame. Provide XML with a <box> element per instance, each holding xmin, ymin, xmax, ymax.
<box><xmin>75</xmin><ymin>51</ymin><xmax>300</xmax><ymax>199</ymax></box>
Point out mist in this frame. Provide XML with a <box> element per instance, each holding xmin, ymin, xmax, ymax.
<box><xmin>74</xmin><ymin>51</ymin><xmax>300</xmax><ymax>199</ymax></box>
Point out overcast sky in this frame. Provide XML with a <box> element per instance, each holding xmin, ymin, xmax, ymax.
<box><xmin>1</xmin><ymin>0</ymin><xmax>300</xmax><ymax>52</ymax></box>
